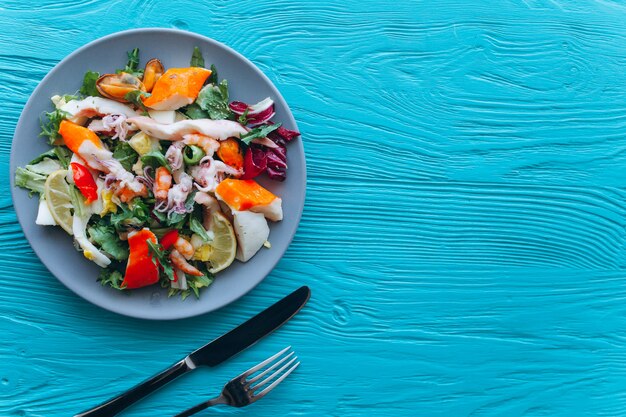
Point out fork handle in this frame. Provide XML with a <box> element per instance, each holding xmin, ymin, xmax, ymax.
<box><xmin>174</xmin><ymin>395</ymin><xmax>227</xmax><ymax>417</ymax></box>
<box><xmin>74</xmin><ymin>358</ymin><xmax>194</xmax><ymax>417</ymax></box>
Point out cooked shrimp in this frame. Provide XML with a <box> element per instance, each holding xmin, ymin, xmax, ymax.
<box><xmin>115</xmin><ymin>183</ymin><xmax>148</xmax><ymax>203</ymax></box>
<box><xmin>170</xmin><ymin>249</ymin><xmax>203</xmax><ymax>276</ymax></box>
<box><xmin>173</xmin><ymin>237</ymin><xmax>194</xmax><ymax>260</ymax></box>
<box><xmin>154</xmin><ymin>166</ymin><xmax>172</xmax><ymax>202</ymax></box>
<box><xmin>183</xmin><ymin>133</ymin><xmax>219</xmax><ymax>157</ymax></box>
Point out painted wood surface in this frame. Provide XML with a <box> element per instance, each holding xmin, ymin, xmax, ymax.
<box><xmin>3</xmin><ymin>0</ymin><xmax>626</xmax><ymax>415</ymax></box>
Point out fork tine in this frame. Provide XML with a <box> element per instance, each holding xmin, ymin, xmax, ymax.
<box><xmin>251</xmin><ymin>356</ymin><xmax>298</xmax><ymax>391</ymax></box>
<box><xmin>241</xmin><ymin>346</ymin><xmax>291</xmax><ymax>377</ymax></box>
<box><xmin>253</xmin><ymin>361</ymin><xmax>300</xmax><ymax>400</ymax></box>
<box><xmin>247</xmin><ymin>351</ymin><xmax>295</xmax><ymax>385</ymax></box>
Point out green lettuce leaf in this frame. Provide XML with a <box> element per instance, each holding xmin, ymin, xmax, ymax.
<box><xmin>14</xmin><ymin>167</ymin><xmax>46</xmax><ymax>195</ymax></box>
<box><xmin>98</xmin><ymin>269</ymin><xmax>126</xmax><ymax>290</ymax></box>
<box><xmin>183</xmin><ymin>103</ymin><xmax>209</xmax><ymax>120</ymax></box>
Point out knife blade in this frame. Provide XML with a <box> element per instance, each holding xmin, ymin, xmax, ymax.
<box><xmin>75</xmin><ymin>286</ymin><xmax>311</xmax><ymax>417</ymax></box>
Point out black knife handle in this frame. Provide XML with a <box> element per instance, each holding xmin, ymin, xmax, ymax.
<box><xmin>74</xmin><ymin>358</ymin><xmax>194</xmax><ymax>417</ymax></box>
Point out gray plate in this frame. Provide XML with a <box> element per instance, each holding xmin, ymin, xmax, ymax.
<box><xmin>9</xmin><ymin>28</ymin><xmax>306</xmax><ymax>320</ymax></box>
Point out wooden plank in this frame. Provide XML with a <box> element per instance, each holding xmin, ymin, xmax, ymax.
<box><xmin>2</xmin><ymin>0</ymin><xmax>626</xmax><ymax>415</ymax></box>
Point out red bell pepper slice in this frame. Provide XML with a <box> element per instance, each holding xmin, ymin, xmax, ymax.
<box><xmin>71</xmin><ymin>162</ymin><xmax>98</xmax><ymax>203</ymax></box>
<box><xmin>122</xmin><ymin>228</ymin><xmax>159</xmax><ymax>289</ymax></box>
<box><xmin>161</xmin><ymin>230</ymin><xmax>179</xmax><ymax>250</ymax></box>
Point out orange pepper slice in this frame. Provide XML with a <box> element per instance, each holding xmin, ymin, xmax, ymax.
<box><xmin>58</xmin><ymin>120</ymin><xmax>103</xmax><ymax>154</ymax></box>
<box><xmin>215</xmin><ymin>179</ymin><xmax>277</xmax><ymax>211</ymax></box>
<box><xmin>216</xmin><ymin>138</ymin><xmax>244</xmax><ymax>170</ymax></box>
<box><xmin>143</xmin><ymin>67</ymin><xmax>212</xmax><ymax>110</ymax></box>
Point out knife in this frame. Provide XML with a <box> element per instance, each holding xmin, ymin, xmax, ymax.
<box><xmin>74</xmin><ymin>286</ymin><xmax>311</xmax><ymax>417</ymax></box>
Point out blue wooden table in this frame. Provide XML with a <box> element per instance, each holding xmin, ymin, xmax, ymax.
<box><xmin>3</xmin><ymin>0</ymin><xmax>626</xmax><ymax>415</ymax></box>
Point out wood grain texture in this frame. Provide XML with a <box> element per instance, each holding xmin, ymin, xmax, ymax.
<box><xmin>3</xmin><ymin>0</ymin><xmax>626</xmax><ymax>415</ymax></box>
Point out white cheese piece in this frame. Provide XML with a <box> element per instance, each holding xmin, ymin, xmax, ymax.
<box><xmin>148</xmin><ymin>110</ymin><xmax>177</xmax><ymax>124</ymax></box>
<box><xmin>36</xmin><ymin>198</ymin><xmax>57</xmax><ymax>226</ymax></box>
<box><xmin>232</xmin><ymin>210</ymin><xmax>269</xmax><ymax>262</ymax></box>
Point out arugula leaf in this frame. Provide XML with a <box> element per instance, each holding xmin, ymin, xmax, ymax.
<box><xmin>195</xmin><ymin>80</ymin><xmax>233</xmax><ymax>120</ymax></box>
<box><xmin>80</xmin><ymin>70</ymin><xmax>100</xmax><ymax>97</ymax></box>
<box><xmin>183</xmin><ymin>103</ymin><xmax>209</xmax><ymax>120</ymax></box>
<box><xmin>14</xmin><ymin>167</ymin><xmax>46</xmax><ymax>195</ymax></box>
<box><xmin>207</xmin><ymin>64</ymin><xmax>218</xmax><ymax>85</ymax></box>
<box><xmin>112</xmin><ymin>142</ymin><xmax>139</xmax><ymax>171</ymax></box>
<box><xmin>189</xmin><ymin>217</ymin><xmax>209</xmax><ymax>242</ymax></box>
<box><xmin>237</xmin><ymin>108</ymin><xmax>250</xmax><ymax>125</ymax></box>
<box><xmin>124</xmin><ymin>90</ymin><xmax>150</xmax><ymax>114</ymax></box>
<box><xmin>239</xmin><ymin>123</ymin><xmax>282</xmax><ymax>145</ymax></box>
<box><xmin>147</xmin><ymin>240</ymin><xmax>175</xmax><ymax>282</ymax></box>
<box><xmin>187</xmin><ymin>272</ymin><xmax>215</xmax><ymax>298</ymax></box>
<box><xmin>141</xmin><ymin>150</ymin><xmax>170</xmax><ymax>172</ymax></box>
<box><xmin>190</xmin><ymin>46</ymin><xmax>205</xmax><ymax>67</ymax></box>
<box><xmin>117</xmin><ymin>48</ymin><xmax>143</xmax><ymax>78</ymax></box>
<box><xmin>40</xmin><ymin>108</ymin><xmax>69</xmax><ymax>145</ymax></box>
<box><xmin>88</xmin><ymin>223</ymin><xmax>129</xmax><ymax>260</ymax></box>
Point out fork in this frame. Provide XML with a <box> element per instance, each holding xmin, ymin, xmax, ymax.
<box><xmin>174</xmin><ymin>346</ymin><xmax>300</xmax><ymax>417</ymax></box>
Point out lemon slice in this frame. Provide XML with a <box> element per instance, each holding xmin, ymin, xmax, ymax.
<box><xmin>206</xmin><ymin>211</ymin><xmax>237</xmax><ymax>273</ymax></box>
<box><xmin>193</xmin><ymin>211</ymin><xmax>236</xmax><ymax>273</ymax></box>
<box><xmin>44</xmin><ymin>169</ymin><xmax>73</xmax><ymax>235</ymax></box>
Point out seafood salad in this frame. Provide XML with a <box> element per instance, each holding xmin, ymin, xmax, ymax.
<box><xmin>15</xmin><ymin>47</ymin><xmax>300</xmax><ymax>299</ymax></box>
